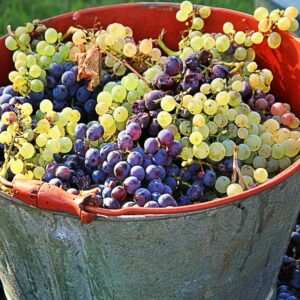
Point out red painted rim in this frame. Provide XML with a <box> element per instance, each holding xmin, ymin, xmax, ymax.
<box><xmin>0</xmin><ymin>3</ymin><xmax>299</xmax><ymax>218</ymax></box>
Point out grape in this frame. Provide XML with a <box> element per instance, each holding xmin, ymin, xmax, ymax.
<box><xmin>180</xmin><ymin>1</ymin><xmax>193</xmax><ymax>14</ymax></box>
<box><xmin>254</xmin><ymin>7</ymin><xmax>269</xmax><ymax>21</ymax></box>
<box><xmin>278</xmin><ymin>17</ymin><xmax>291</xmax><ymax>31</ymax></box>
<box><xmin>283</xmin><ymin>139</ymin><xmax>299</xmax><ymax>157</ymax></box>
<box><xmin>216</xmin><ymin>91</ymin><xmax>230</xmax><ymax>105</ymax></box>
<box><xmin>227</xmin><ymin>183</ymin><xmax>243</xmax><ymax>197</ymax></box>
<box><xmin>161</xmin><ymin>96</ymin><xmax>176</xmax><ymax>112</ymax></box>
<box><xmin>176</xmin><ymin>10</ymin><xmax>189</xmax><ymax>22</ymax></box>
<box><xmin>192</xmin><ymin>18</ymin><xmax>204</xmax><ymax>31</ymax></box>
<box><xmin>33</xmin><ymin>166</ymin><xmax>46</xmax><ymax>180</ymax></box>
<box><xmin>189</xmin><ymin>132</ymin><xmax>203</xmax><ymax>145</ymax></box>
<box><xmin>289</xmin><ymin>19</ymin><xmax>299</xmax><ymax>32</ymax></box>
<box><xmin>10</xmin><ymin>159</ymin><xmax>24</xmax><ymax>174</ymax></box>
<box><xmin>263</xmin><ymin>119</ymin><xmax>280</xmax><ymax>133</ymax></box>
<box><xmin>272</xmin><ymin>143</ymin><xmax>285</xmax><ymax>159</ymax></box>
<box><xmin>19</xmin><ymin>142</ymin><xmax>35</xmax><ymax>159</ymax></box>
<box><xmin>223</xmin><ymin>139</ymin><xmax>235</xmax><ymax>156</ymax></box>
<box><xmin>268</xmin><ymin>32</ymin><xmax>281</xmax><ymax>49</ymax></box>
<box><xmin>234</xmin><ymin>31</ymin><xmax>246</xmax><ymax>44</ymax></box>
<box><xmin>21</xmin><ymin>103</ymin><xmax>33</xmax><ymax>116</ymax></box>
<box><xmin>215</xmin><ymin>35</ymin><xmax>230</xmax><ymax>52</ymax></box>
<box><xmin>30</xmin><ymin>79</ymin><xmax>44</xmax><ymax>93</ymax></box>
<box><xmin>45</xmin><ymin>28</ymin><xmax>58</xmax><ymax>44</ymax></box>
<box><xmin>204</xmin><ymin>100</ymin><xmax>218</xmax><ymax>115</ymax></box>
<box><xmin>139</xmin><ymin>39</ymin><xmax>153</xmax><ymax>55</ymax></box>
<box><xmin>254</xmin><ymin>168</ymin><xmax>268</xmax><ymax>183</ymax></box>
<box><xmin>157</xmin><ymin>111</ymin><xmax>172</xmax><ymax>128</ymax></box>
<box><xmin>251</xmin><ymin>32</ymin><xmax>264</xmax><ymax>44</ymax></box>
<box><xmin>223</xmin><ymin>22</ymin><xmax>234</xmax><ymax>34</ymax></box>
<box><xmin>40</xmin><ymin>99</ymin><xmax>53</xmax><ymax>113</ymax></box>
<box><xmin>5</xmin><ymin>36</ymin><xmax>18</xmax><ymax>51</ymax></box>
<box><xmin>113</xmin><ymin>107</ymin><xmax>128</xmax><ymax>123</ymax></box>
<box><xmin>238</xmin><ymin>144</ymin><xmax>251</xmax><ymax>160</ymax></box>
<box><xmin>209</xmin><ymin>142</ymin><xmax>226</xmax><ymax>161</ymax></box>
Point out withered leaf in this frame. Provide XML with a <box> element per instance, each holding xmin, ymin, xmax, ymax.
<box><xmin>76</xmin><ymin>46</ymin><xmax>102</xmax><ymax>91</ymax></box>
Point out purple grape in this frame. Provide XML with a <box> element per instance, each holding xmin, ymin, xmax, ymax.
<box><xmin>153</xmin><ymin>73</ymin><xmax>176</xmax><ymax>91</ymax></box>
<box><xmin>42</xmin><ymin>172</ymin><xmax>54</xmax><ymax>182</ymax></box>
<box><xmin>163</xmin><ymin>184</ymin><xmax>173</xmax><ymax>195</ymax></box>
<box><xmin>198</xmin><ymin>50</ymin><xmax>213</xmax><ymax>65</ymax></box>
<box><xmin>102</xmin><ymin>187</ymin><xmax>112</xmax><ymax>198</ymax></box>
<box><xmin>84</xmin><ymin>99</ymin><xmax>97</xmax><ymax>115</ymax></box>
<box><xmin>182</xmin><ymin>72</ymin><xmax>205</xmax><ymax>94</ymax></box>
<box><xmin>85</xmin><ymin>148</ymin><xmax>100</xmax><ymax>168</ymax></box>
<box><xmin>240</xmin><ymin>81</ymin><xmax>253</xmax><ymax>100</ymax></box>
<box><xmin>203</xmin><ymin>170</ymin><xmax>217</xmax><ymax>188</ymax></box>
<box><xmin>134</xmin><ymin>188</ymin><xmax>151</xmax><ymax>206</ymax></box>
<box><xmin>185</xmin><ymin>54</ymin><xmax>199</xmax><ymax>70</ymax></box>
<box><xmin>255</xmin><ymin>98</ymin><xmax>268</xmax><ymax>111</ymax></box>
<box><xmin>53</xmin><ymin>85</ymin><xmax>68</xmax><ymax>100</ymax></box>
<box><xmin>114</xmin><ymin>161</ymin><xmax>131</xmax><ymax>180</ymax></box>
<box><xmin>64</xmin><ymin>62</ymin><xmax>76</xmax><ymax>72</ymax></box>
<box><xmin>67</xmin><ymin>188</ymin><xmax>80</xmax><ymax>195</ymax></box>
<box><xmin>49</xmin><ymin>63</ymin><xmax>64</xmax><ymax>79</ymax></box>
<box><xmin>122</xmin><ymin>201</ymin><xmax>136</xmax><ymax>208</ymax></box>
<box><xmin>126</xmin><ymin>123</ymin><xmax>142</xmax><ymax>141</ymax></box>
<box><xmin>149</xmin><ymin>119</ymin><xmax>160</xmax><ymax>136</ymax></box>
<box><xmin>132</xmin><ymin>147</ymin><xmax>146</xmax><ymax>158</ymax></box>
<box><xmin>148</xmin><ymin>179</ymin><xmax>164</xmax><ymax>194</ymax></box>
<box><xmin>265</xmin><ymin>94</ymin><xmax>275</xmax><ymax>106</ymax></box>
<box><xmin>118</xmin><ymin>134</ymin><xmax>133</xmax><ymax>151</ymax></box>
<box><xmin>142</xmin><ymin>157</ymin><xmax>152</xmax><ymax>168</ymax></box>
<box><xmin>130</xmin><ymin>166</ymin><xmax>145</xmax><ymax>181</ymax></box>
<box><xmin>164</xmin><ymin>177</ymin><xmax>177</xmax><ymax>191</ymax></box>
<box><xmin>123</xmin><ymin>176</ymin><xmax>141</xmax><ymax>194</ymax></box>
<box><xmin>157</xmin><ymin>165</ymin><xmax>166</xmax><ymax>180</ymax></box>
<box><xmin>177</xmin><ymin>195</ymin><xmax>192</xmax><ymax>206</ymax></box>
<box><xmin>144</xmin><ymin>90</ymin><xmax>164</xmax><ymax>111</ymax></box>
<box><xmin>151</xmin><ymin>192</ymin><xmax>161</xmax><ymax>201</ymax></box>
<box><xmin>61</xmin><ymin>71</ymin><xmax>76</xmax><ymax>87</ymax></box>
<box><xmin>102</xmin><ymin>161</ymin><xmax>114</xmax><ymax>175</ymax></box>
<box><xmin>0</xmin><ymin>94</ymin><xmax>12</xmax><ymax>105</ymax></box>
<box><xmin>92</xmin><ymin>170</ymin><xmax>107</xmax><ymax>184</ymax></box>
<box><xmin>103</xmin><ymin>197</ymin><xmax>121</xmax><ymax>209</ymax></box>
<box><xmin>158</xmin><ymin>129</ymin><xmax>174</xmax><ymax>147</ymax></box>
<box><xmin>167</xmin><ymin>141</ymin><xmax>183</xmax><ymax>157</ymax></box>
<box><xmin>46</xmin><ymin>162</ymin><xmax>58</xmax><ymax>175</ymax></box>
<box><xmin>107</xmin><ymin>151</ymin><xmax>123</xmax><ymax>166</ymax></box>
<box><xmin>152</xmin><ymin>149</ymin><xmax>168</xmax><ymax>165</ymax></box>
<box><xmin>75</xmin><ymin>123</ymin><xmax>88</xmax><ymax>139</ymax></box>
<box><xmin>225</xmin><ymin>44</ymin><xmax>235</xmax><ymax>55</ymax></box>
<box><xmin>111</xmin><ymin>186</ymin><xmax>127</xmax><ymax>202</ymax></box>
<box><xmin>144</xmin><ymin>201</ymin><xmax>160</xmax><ymax>208</ymax></box>
<box><xmin>49</xmin><ymin>178</ymin><xmax>63</xmax><ymax>187</ymax></box>
<box><xmin>146</xmin><ymin>165</ymin><xmax>160</xmax><ymax>180</ymax></box>
<box><xmin>86</xmin><ymin>124</ymin><xmax>104</xmax><ymax>141</ymax></box>
<box><xmin>76</xmin><ymin>86</ymin><xmax>91</xmax><ymax>103</ymax></box>
<box><xmin>187</xmin><ymin>185</ymin><xmax>204</xmax><ymax>202</ymax></box>
<box><xmin>211</xmin><ymin>65</ymin><xmax>229</xmax><ymax>79</ymax></box>
<box><xmin>99</xmin><ymin>144</ymin><xmax>115</xmax><ymax>160</ymax></box>
<box><xmin>104</xmin><ymin>177</ymin><xmax>117</xmax><ymax>188</ymax></box>
<box><xmin>164</xmin><ymin>56</ymin><xmax>183</xmax><ymax>76</ymax></box>
<box><xmin>127</xmin><ymin>151</ymin><xmax>144</xmax><ymax>166</ymax></box>
<box><xmin>144</xmin><ymin>137</ymin><xmax>159</xmax><ymax>154</ymax></box>
<box><xmin>166</xmin><ymin>164</ymin><xmax>180</xmax><ymax>177</ymax></box>
<box><xmin>158</xmin><ymin>194</ymin><xmax>177</xmax><ymax>207</ymax></box>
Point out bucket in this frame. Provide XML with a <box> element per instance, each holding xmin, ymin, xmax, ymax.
<box><xmin>0</xmin><ymin>3</ymin><xmax>299</xmax><ymax>300</ymax></box>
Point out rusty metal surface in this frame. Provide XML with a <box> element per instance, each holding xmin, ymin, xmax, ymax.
<box><xmin>0</xmin><ymin>170</ymin><xmax>298</xmax><ymax>300</ymax></box>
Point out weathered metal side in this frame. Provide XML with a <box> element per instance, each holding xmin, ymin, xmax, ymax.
<box><xmin>0</xmin><ymin>170</ymin><xmax>298</xmax><ymax>300</ymax></box>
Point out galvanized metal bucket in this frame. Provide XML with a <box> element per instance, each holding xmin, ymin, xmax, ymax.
<box><xmin>0</xmin><ymin>3</ymin><xmax>299</xmax><ymax>300</ymax></box>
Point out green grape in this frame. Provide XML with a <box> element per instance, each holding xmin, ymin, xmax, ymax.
<box><xmin>215</xmin><ymin>35</ymin><xmax>230</xmax><ymax>52</ymax></box>
<box><xmin>19</xmin><ymin>142</ymin><xmax>35</xmax><ymax>159</ymax></box>
<box><xmin>266</xmin><ymin>158</ymin><xmax>279</xmax><ymax>173</ymax></box>
<box><xmin>228</xmin><ymin>91</ymin><xmax>242</xmax><ymax>107</ymax></box>
<box><xmin>207</xmin><ymin>121</ymin><xmax>218</xmax><ymax>135</ymax></box>
<box><xmin>204</xmin><ymin>100</ymin><xmax>218</xmax><ymax>115</ymax></box>
<box><xmin>111</xmin><ymin>85</ymin><xmax>127</xmax><ymax>103</ymax></box>
<box><xmin>181</xmin><ymin>137</ymin><xmax>190</xmax><ymax>147</ymax></box>
<box><xmin>113</xmin><ymin>106</ymin><xmax>129</xmax><ymax>123</ymax></box>
<box><xmin>127</xmin><ymin>90</ymin><xmax>140</xmax><ymax>104</ymax></box>
<box><xmin>193</xmin><ymin>114</ymin><xmax>206</xmax><ymax>128</ymax></box>
<box><xmin>97</xmin><ymin>91</ymin><xmax>113</xmax><ymax>106</ymax></box>
<box><xmin>234</xmin><ymin>31</ymin><xmax>246</xmax><ymax>44</ymax></box>
<box><xmin>189</xmin><ymin>131</ymin><xmax>203</xmax><ymax>145</ymax></box>
<box><xmin>40</xmin><ymin>100</ymin><xmax>53</xmax><ymax>113</ymax></box>
<box><xmin>211</xmin><ymin>78</ymin><xmax>224</xmax><ymax>93</ymax></box>
<box><xmin>19</xmin><ymin>33</ymin><xmax>30</xmax><ymax>45</ymax></box>
<box><xmin>139</xmin><ymin>39</ymin><xmax>153</xmax><ymax>55</ymax></box>
<box><xmin>188</xmin><ymin>99</ymin><xmax>202</xmax><ymax>115</ymax></box>
<box><xmin>228</xmin><ymin>123</ymin><xmax>238</xmax><ymax>139</ymax></box>
<box><xmin>59</xmin><ymin>45</ymin><xmax>70</xmax><ymax>59</ymax></box>
<box><xmin>215</xmin><ymin>176</ymin><xmax>230</xmax><ymax>194</ymax></box>
<box><xmin>0</xmin><ymin>131</ymin><xmax>12</xmax><ymax>144</ymax></box>
<box><xmin>248</xmin><ymin>112</ymin><xmax>261</xmax><ymax>125</ymax></box>
<box><xmin>271</xmin><ymin>143</ymin><xmax>285</xmax><ymax>159</ymax></box>
<box><xmin>5</xmin><ymin>36</ymin><xmax>18</xmax><ymax>51</ymax></box>
<box><xmin>214</xmin><ymin>114</ymin><xmax>228</xmax><ymax>128</ymax></box>
<box><xmin>66</xmin><ymin>121</ymin><xmax>77</xmax><ymax>135</ymax></box>
<box><xmin>223</xmin><ymin>22</ymin><xmax>234</xmax><ymax>34</ymax></box>
<box><xmin>33</xmin><ymin>166</ymin><xmax>46</xmax><ymax>180</ymax></box>
<box><xmin>59</xmin><ymin>137</ymin><xmax>73</xmax><ymax>153</ymax></box>
<box><xmin>192</xmin><ymin>18</ymin><xmax>204</xmax><ymax>30</ymax></box>
<box><xmin>268</xmin><ymin>32</ymin><xmax>281</xmax><ymax>49</ymax></box>
<box><xmin>29</xmin><ymin>64</ymin><xmax>42</xmax><ymax>78</ymax></box>
<box><xmin>263</xmin><ymin>119</ymin><xmax>280</xmax><ymax>133</ymax></box>
<box><xmin>144</xmin><ymin>66</ymin><xmax>163</xmax><ymax>81</ymax></box>
<box><xmin>200</xmin><ymin>83</ymin><xmax>211</xmax><ymax>95</ymax></box>
<box><xmin>283</xmin><ymin>139</ymin><xmax>299</xmax><ymax>157</ymax></box>
<box><xmin>121</xmin><ymin>74</ymin><xmax>139</xmax><ymax>91</ymax></box>
<box><xmin>222</xmin><ymin>139</ymin><xmax>235</xmax><ymax>157</ymax></box>
<box><xmin>10</xmin><ymin>159</ymin><xmax>24</xmax><ymax>175</ymax></box>
<box><xmin>260</xmin><ymin>132</ymin><xmax>274</xmax><ymax>145</ymax></box>
<box><xmin>209</xmin><ymin>142</ymin><xmax>226</xmax><ymax>161</ymax></box>
<box><xmin>251</xmin><ymin>32</ymin><xmax>264</xmax><ymax>44</ymax></box>
<box><xmin>123</xmin><ymin>43</ymin><xmax>137</xmax><ymax>57</ymax></box>
<box><xmin>46</xmin><ymin>139</ymin><xmax>60</xmax><ymax>153</ymax></box>
<box><xmin>181</xmin><ymin>147</ymin><xmax>193</xmax><ymax>160</ymax></box>
<box><xmin>30</xmin><ymin>79</ymin><xmax>44</xmax><ymax>93</ymax></box>
<box><xmin>161</xmin><ymin>96</ymin><xmax>176</xmax><ymax>112</ymax></box>
<box><xmin>238</xmin><ymin>128</ymin><xmax>248</xmax><ymax>139</ymax></box>
<box><xmin>157</xmin><ymin>112</ymin><xmax>172</xmax><ymax>128</ymax></box>
<box><xmin>52</xmin><ymin>53</ymin><xmax>63</xmax><ymax>64</ymax></box>
<box><xmin>190</xmin><ymin>36</ymin><xmax>203</xmax><ymax>50</ymax></box>
<box><xmin>236</xmin><ymin>103</ymin><xmax>250</xmax><ymax>115</ymax></box>
<box><xmin>216</xmin><ymin>91</ymin><xmax>230</xmax><ymax>105</ymax></box>
<box><xmin>203</xmin><ymin>36</ymin><xmax>215</xmax><ymax>50</ymax></box>
<box><xmin>179</xmin><ymin>120</ymin><xmax>192</xmax><ymax>136</ymax></box>
<box><xmin>278</xmin><ymin>17</ymin><xmax>291</xmax><ymax>31</ymax></box>
<box><xmin>234</xmin><ymin>47</ymin><xmax>247</xmax><ymax>61</ymax></box>
<box><xmin>237</xmin><ymin>144</ymin><xmax>251</xmax><ymax>160</ymax></box>
<box><xmin>21</xmin><ymin>103</ymin><xmax>33</xmax><ymax>116</ymax></box>
<box><xmin>273</xmin><ymin>128</ymin><xmax>290</xmax><ymax>143</ymax></box>
<box><xmin>227</xmin><ymin>109</ymin><xmax>238</xmax><ymax>121</ymax></box>
<box><xmin>235</xmin><ymin>114</ymin><xmax>248</xmax><ymax>128</ymax></box>
<box><xmin>258</xmin><ymin>144</ymin><xmax>272</xmax><ymax>158</ymax></box>
<box><xmin>196</xmin><ymin>125</ymin><xmax>209</xmax><ymax>140</ymax></box>
<box><xmin>278</xmin><ymin>157</ymin><xmax>292</xmax><ymax>170</ymax></box>
<box><xmin>239</xmin><ymin>176</ymin><xmax>253</xmax><ymax>189</ymax></box>
<box><xmin>113</xmin><ymin>62</ymin><xmax>126</xmax><ymax>76</ymax></box>
<box><xmin>193</xmin><ymin>142</ymin><xmax>209</xmax><ymax>159</ymax></box>
<box><xmin>254</xmin><ymin>168</ymin><xmax>268</xmax><ymax>183</ymax></box>
<box><xmin>227</xmin><ymin>183</ymin><xmax>243</xmax><ymax>197</ymax></box>
<box><xmin>244</xmin><ymin>135</ymin><xmax>262</xmax><ymax>151</ymax></box>
<box><xmin>42</xmin><ymin>149</ymin><xmax>54</xmax><ymax>162</ymax></box>
<box><xmin>232</xmin><ymin>80</ymin><xmax>244</xmax><ymax>92</ymax></box>
<box><xmin>36</xmin><ymin>134</ymin><xmax>48</xmax><ymax>147</ymax></box>
<box><xmin>96</xmin><ymin>102</ymin><xmax>109</xmax><ymax>116</ymax></box>
<box><xmin>241</xmin><ymin>165</ymin><xmax>254</xmax><ymax>178</ymax></box>
<box><xmin>48</xmin><ymin>126</ymin><xmax>61</xmax><ymax>139</ymax></box>
<box><xmin>244</xmin><ymin>151</ymin><xmax>257</xmax><ymax>165</ymax></box>
<box><xmin>253</xmin><ymin>156</ymin><xmax>267</xmax><ymax>168</ymax></box>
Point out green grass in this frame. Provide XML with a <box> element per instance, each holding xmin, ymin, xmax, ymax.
<box><xmin>0</xmin><ymin>0</ymin><xmax>254</xmax><ymax>36</ymax></box>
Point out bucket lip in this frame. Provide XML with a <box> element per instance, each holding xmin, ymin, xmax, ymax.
<box><xmin>0</xmin><ymin>2</ymin><xmax>299</xmax><ymax>220</ymax></box>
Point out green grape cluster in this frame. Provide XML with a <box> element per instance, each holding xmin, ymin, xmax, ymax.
<box><xmin>5</xmin><ymin>22</ymin><xmax>71</xmax><ymax>95</ymax></box>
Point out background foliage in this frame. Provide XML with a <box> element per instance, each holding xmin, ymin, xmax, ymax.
<box><xmin>0</xmin><ymin>0</ymin><xmax>254</xmax><ymax>35</ymax></box>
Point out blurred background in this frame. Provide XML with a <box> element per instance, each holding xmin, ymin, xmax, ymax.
<box><xmin>0</xmin><ymin>0</ymin><xmax>254</xmax><ymax>36</ymax></box>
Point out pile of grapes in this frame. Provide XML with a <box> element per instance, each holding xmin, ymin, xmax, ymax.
<box><xmin>0</xmin><ymin>2</ymin><xmax>299</xmax><ymax>209</ymax></box>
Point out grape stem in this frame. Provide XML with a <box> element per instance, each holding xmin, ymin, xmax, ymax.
<box><xmin>232</xmin><ymin>146</ymin><xmax>247</xmax><ymax>189</ymax></box>
<box><xmin>157</xmin><ymin>29</ymin><xmax>181</xmax><ymax>57</ymax></box>
<box><xmin>100</xmin><ymin>49</ymin><xmax>150</xmax><ymax>85</ymax></box>
<box><xmin>182</xmin><ymin>159</ymin><xmax>213</xmax><ymax>170</ymax></box>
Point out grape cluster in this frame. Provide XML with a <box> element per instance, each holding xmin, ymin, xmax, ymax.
<box><xmin>0</xmin><ymin>1</ymin><xmax>299</xmax><ymax>209</ymax></box>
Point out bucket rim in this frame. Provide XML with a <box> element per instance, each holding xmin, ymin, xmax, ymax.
<box><xmin>0</xmin><ymin>2</ymin><xmax>299</xmax><ymax>220</ymax></box>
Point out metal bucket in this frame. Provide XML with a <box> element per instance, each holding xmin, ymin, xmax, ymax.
<box><xmin>0</xmin><ymin>3</ymin><xmax>299</xmax><ymax>300</ymax></box>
